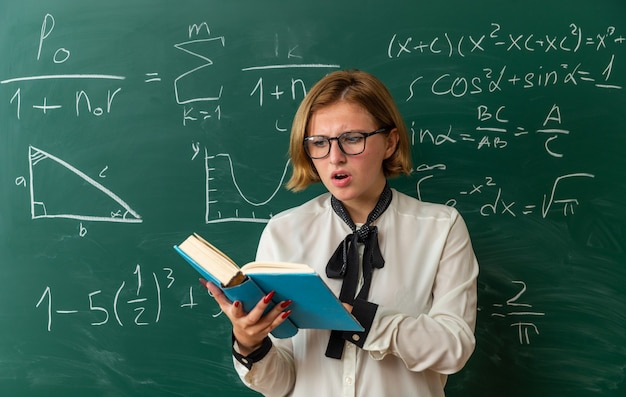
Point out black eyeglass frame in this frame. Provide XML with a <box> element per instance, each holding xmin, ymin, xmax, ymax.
<box><xmin>303</xmin><ymin>127</ymin><xmax>391</xmax><ymax>159</ymax></box>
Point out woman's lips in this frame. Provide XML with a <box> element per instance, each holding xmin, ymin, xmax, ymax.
<box><xmin>331</xmin><ymin>171</ymin><xmax>351</xmax><ymax>187</ymax></box>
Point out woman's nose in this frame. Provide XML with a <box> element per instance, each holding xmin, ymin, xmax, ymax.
<box><xmin>328</xmin><ymin>140</ymin><xmax>347</xmax><ymax>164</ymax></box>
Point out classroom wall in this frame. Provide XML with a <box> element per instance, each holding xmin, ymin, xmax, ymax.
<box><xmin>1</xmin><ymin>1</ymin><xmax>625</xmax><ymax>396</ymax></box>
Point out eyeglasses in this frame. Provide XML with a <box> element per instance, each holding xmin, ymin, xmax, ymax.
<box><xmin>303</xmin><ymin>127</ymin><xmax>390</xmax><ymax>159</ymax></box>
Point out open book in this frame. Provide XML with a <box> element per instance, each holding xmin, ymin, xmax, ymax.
<box><xmin>174</xmin><ymin>233</ymin><xmax>363</xmax><ymax>338</ymax></box>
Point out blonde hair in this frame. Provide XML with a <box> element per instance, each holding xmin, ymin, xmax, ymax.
<box><xmin>286</xmin><ymin>69</ymin><xmax>412</xmax><ymax>191</ymax></box>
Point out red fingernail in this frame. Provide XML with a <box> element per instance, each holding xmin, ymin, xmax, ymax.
<box><xmin>234</xmin><ymin>301</ymin><xmax>240</xmax><ymax>308</ymax></box>
<box><xmin>263</xmin><ymin>291</ymin><xmax>275</xmax><ymax>304</ymax></box>
<box><xmin>280</xmin><ymin>300</ymin><xmax>292</xmax><ymax>309</ymax></box>
<box><xmin>281</xmin><ymin>310</ymin><xmax>292</xmax><ymax>319</ymax></box>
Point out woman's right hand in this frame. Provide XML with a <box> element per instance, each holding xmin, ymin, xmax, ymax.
<box><xmin>200</xmin><ymin>278</ymin><xmax>292</xmax><ymax>355</ymax></box>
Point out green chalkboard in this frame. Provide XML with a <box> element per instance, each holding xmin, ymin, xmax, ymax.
<box><xmin>1</xmin><ymin>1</ymin><xmax>625</xmax><ymax>396</ymax></box>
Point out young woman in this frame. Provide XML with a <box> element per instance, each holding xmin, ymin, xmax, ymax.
<box><xmin>204</xmin><ymin>69</ymin><xmax>478</xmax><ymax>397</ymax></box>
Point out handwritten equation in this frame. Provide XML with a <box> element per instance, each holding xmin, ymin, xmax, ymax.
<box><xmin>491</xmin><ymin>280</ymin><xmax>546</xmax><ymax>344</ymax></box>
<box><xmin>35</xmin><ymin>265</ymin><xmax>216</xmax><ymax>331</ymax></box>
<box><xmin>405</xmin><ymin>57</ymin><xmax>620</xmax><ymax>99</ymax></box>
<box><xmin>2</xmin><ymin>17</ymin><xmax>621</xmax><ymax>121</ymax></box>
<box><xmin>1</xmin><ymin>14</ymin><xmax>124</xmax><ymax>119</ymax></box>
<box><xmin>389</xmin><ymin>23</ymin><xmax>625</xmax><ymax>58</ymax></box>
<box><xmin>416</xmin><ymin>170</ymin><xmax>594</xmax><ymax>218</ymax></box>
<box><xmin>410</xmin><ymin>103</ymin><xmax>579</xmax><ymax>158</ymax></box>
<box><xmin>1</xmin><ymin>17</ymin><xmax>618</xmax><ymax>226</ymax></box>
<box><xmin>395</xmin><ymin>23</ymin><xmax>624</xmax><ymax>98</ymax></box>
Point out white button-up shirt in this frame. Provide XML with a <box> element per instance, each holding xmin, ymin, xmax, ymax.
<box><xmin>234</xmin><ymin>189</ymin><xmax>478</xmax><ymax>397</ymax></box>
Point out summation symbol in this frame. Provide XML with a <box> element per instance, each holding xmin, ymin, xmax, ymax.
<box><xmin>173</xmin><ymin>33</ymin><xmax>225</xmax><ymax>105</ymax></box>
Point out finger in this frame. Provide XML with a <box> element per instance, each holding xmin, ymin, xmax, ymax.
<box><xmin>257</xmin><ymin>299</ymin><xmax>293</xmax><ymax>332</ymax></box>
<box><xmin>201</xmin><ymin>279</ymin><xmax>233</xmax><ymax>309</ymax></box>
<box><xmin>245</xmin><ymin>290</ymin><xmax>276</xmax><ymax>323</ymax></box>
<box><xmin>268</xmin><ymin>308</ymin><xmax>292</xmax><ymax>330</ymax></box>
<box><xmin>274</xmin><ymin>299</ymin><xmax>293</xmax><ymax>314</ymax></box>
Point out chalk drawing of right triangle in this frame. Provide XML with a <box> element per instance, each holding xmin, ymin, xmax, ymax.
<box><xmin>28</xmin><ymin>146</ymin><xmax>142</xmax><ymax>223</ymax></box>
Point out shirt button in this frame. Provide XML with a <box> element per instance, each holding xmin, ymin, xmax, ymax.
<box><xmin>345</xmin><ymin>377</ymin><xmax>353</xmax><ymax>385</ymax></box>
<box><xmin>352</xmin><ymin>334</ymin><xmax>360</xmax><ymax>342</ymax></box>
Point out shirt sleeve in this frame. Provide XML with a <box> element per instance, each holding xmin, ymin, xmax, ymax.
<box><xmin>232</xmin><ymin>335</ymin><xmax>273</xmax><ymax>370</ymax></box>
<box><xmin>341</xmin><ymin>299</ymin><xmax>378</xmax><ymax>348</ymax></box>
<box><xmin>362</xmin><ymin>209</ymin><xmax>479</xmax><ymax>374</ymax></box>
<box><xmin>233</xmin><ymin>336</ymin><xmax>296</xmax><ymax>397</ymax></box>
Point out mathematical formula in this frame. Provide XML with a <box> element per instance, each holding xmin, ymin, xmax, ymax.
<box><xmin>0</xmin><ymin>11</ymin><xmax>618</xmax><ymax>364</ymax></box>
<box><xmin>1</xmin><ymin>15</ymin><xmax>609</xmax><ymax>227</ymax></box>
<box><xmin>388</xmin><ymin>23</ymin><xmax>625</xmax><ymax>57</ymax></box>
<box><xmin>35</xmin><ymin>265</ymin><xmax>217</xmax><ymax>331</ymax></box>
<box><xmin>490</xmin><ymin>280</ymin><xmax>546</xmax><ymax>345</ymax></box>
<box><xmin>411</xmin><ymin>103</ymin><xmax>578</xmax><ymax>157</ymax></box>
<box><xmin>415</xmin><ymin>171</ymin><xmax>595</xmax><ymax>218</ymax></box>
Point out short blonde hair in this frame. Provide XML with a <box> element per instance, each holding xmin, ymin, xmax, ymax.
<box><xmin>286</xmin><ymin>69</ymin><xmax>412</xmax><ymax>191</ymax></box>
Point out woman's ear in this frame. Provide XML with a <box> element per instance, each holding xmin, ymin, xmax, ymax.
<box><xmin>384</xmin><ymin>128</ymin><xmax>400</xmax><ymax>159</ymax></box>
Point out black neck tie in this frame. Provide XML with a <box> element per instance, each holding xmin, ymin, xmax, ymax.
<box><xmin>324</xmin><ymin>183</ymin><xmax>392</xmax><ymax>359</ymax></box>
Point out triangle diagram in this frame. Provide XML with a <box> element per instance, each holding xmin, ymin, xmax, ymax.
<box><xmin>28</xmin><ymin>146</ymin><xmax>142</xmax><ymax>223</ymax></box>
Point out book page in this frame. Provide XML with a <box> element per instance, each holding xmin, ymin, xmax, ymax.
<box><xmin>242</xmin><ymin>261</ymin><xmax>314</xmax><ymax>274</ymax></box>
<box><xmin>178</xmin><ymin>235</ymin><xmax>241</xmax><ymax>285</ymax></box>
<box><xmin>192</xmin><ymin>233</ymin><xmax>239</xmax><ymax>266</ymax></box>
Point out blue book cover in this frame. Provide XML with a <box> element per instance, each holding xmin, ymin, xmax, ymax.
<box><xmin>174</xmin><ymin>234</ymin><xmax>363</xmax><ymax>339</ymax></box>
